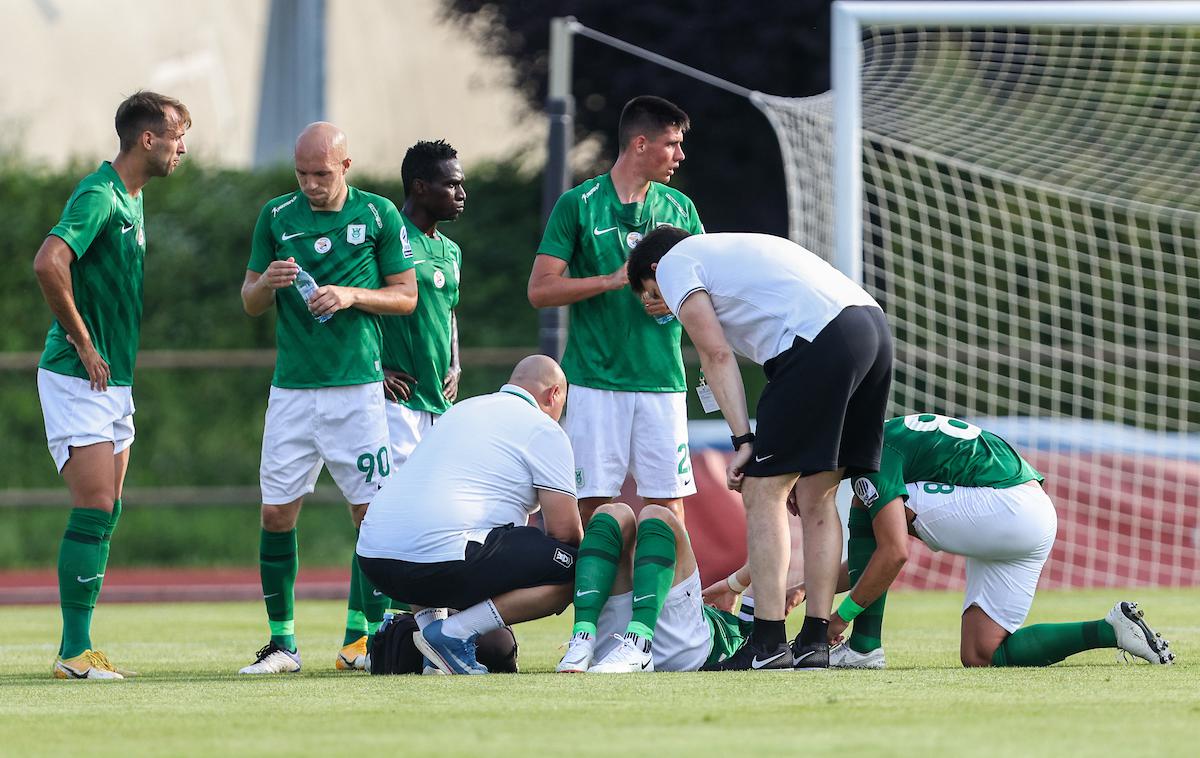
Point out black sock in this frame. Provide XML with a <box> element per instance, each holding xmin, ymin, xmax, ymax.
<box><xmin>798</xmin><ymin>616</ymin><xmax>830</xmax><ymax>647</ymax></box>
<box><xmin>752</xmin><ymin>618</ymin><xmax>786</xmax><ymax>648</ymax></box>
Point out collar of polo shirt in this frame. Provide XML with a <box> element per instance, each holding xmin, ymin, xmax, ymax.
<box><xmin>498</xmin><ymin>383</ymin><xmax>538</xmax><ymax>408</ymax></box>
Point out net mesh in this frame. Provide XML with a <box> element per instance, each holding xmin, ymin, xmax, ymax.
<box><xmin>754</xmin><ymin>24</ymin><xmax>1200</xmax><ymax>588</ymax></box>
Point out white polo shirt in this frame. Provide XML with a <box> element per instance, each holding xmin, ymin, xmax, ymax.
<box><xmin>356</xmin><ymin>384</ymin><xmax>576</xmax><ymax>563</ymax></box>
<box><xmin>654</xmin><ymin>233</ymin><xmax>880</xmax><ymax>365</ymax></box>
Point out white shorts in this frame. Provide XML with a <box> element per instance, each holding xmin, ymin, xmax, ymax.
<box><xmin>909</xmin><ymin>481</ymin><xmax>1058</xmax><ymax>632</ymax></box>
<box><xmin>385</xmin><ymin>401</ymin><xmax>437</xmax><ymax>467</ymax></box>
<box><xmin>563</xmin><ymin>386</ymin><xmax>695</xmax><ymax>500</ymax></box>
<box><xmin>37</xmin><ymin>368</ymin><xmax>135</xmax><ymax>473</ymax></box>
<box><xmin>595</xmin><ymin>569</ymin><xmax>710</xmax><ymax>672</ymax></box>
<box><xmin>260</xmin><ymin>383</ymin><xmax>391</xmax><ymax>505</ymax></box>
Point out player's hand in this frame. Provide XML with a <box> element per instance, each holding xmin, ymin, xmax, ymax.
<box><xmin>308</xmin><ymin>285</ymin><xmax>355</xmax><ymax>318</ymax></box>
<box><xmin>702</xmin><ymin>580</ymin><xmax>739</xmax><ymax>613</ymax></box>
<box><xmin>67</xmin><ymin>333</ymin><xmax>110</xmax><ymax>392</ymax></box>
<box><xmin>784</xmin><ymin>584</ymin><xmax>807</xmax><ymax>616</ymax></box>
<box><xmin>607</xmin><ymin>261</ymin><xmax>630</xmax><ymax>291</ymax></box>
<box><xmin>383</xmin><ymin>369</ymin><xmax>417</xmax><ymax>402</ymax></box>
<box><xmin>827</xmin><ymin>612</ymin><xmax>849</xmax><ymax>644</ymax></box>
<box><xmin>641</xmin><ymin>293</ymin><xmax>672</xmax><ymax>317</ymax></box>
<box><xmin>726</xmin><ymin>444</ymin><xmax>752</xmax><ymax>491</ymax></box>
<box><xmin>262</xmin><ymin>257</ymin><xmax>300</xmax><ymax>290</ymax></box>
<box><xmin>442</xmin><ymin>367</ymin><xmax>461</xmax><ymax>402</ymax></box>
<box><xmin>786</xmin><ymin>484</ymin><xmax>800</xmax><ymax>517</ymax></box>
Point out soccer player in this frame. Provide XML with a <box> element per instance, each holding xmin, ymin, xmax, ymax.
<box><xmin>556</xmin><ymin>503</ymin><xmax>751</xmax><ymax>673</ymax></box>
<box><xmin>356</xmin><ymin>355</ymin><xmax>583</xmax><ymax>675</ymax></box>
<box><xmin>827</xmin><ymin>413</ymin><xmax>1175</xmax><ymax>668</ymax></box>
<box><xmin>238</xmin><ymin>122</ymin><xmax>417</xmax><ymax>675</ymax></box>
<box><xmin>34</xmin><ymin>91</ymin><xmax>190</xmax><ymax>680</ymax></box>
<box><xmin>528</xmin><ymin>96</ymin><xmax>704</xmax><ymax>526</ymax></box>
<box><xmin>628</xmin><ymin>228</ymin><xmax>893</xmax><ymax>670</ymax></box>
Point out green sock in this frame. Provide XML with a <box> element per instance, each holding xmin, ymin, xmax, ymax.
<box><xmin>991</xmin><ymin>619</ymin><xmax>1117</xmax><ymax>667</ymax></box>
<box><xmin>571</xmin><ymin>513</ymin><xmax>624</xmax><ymax>637</ymax></box>
<box><xmin>360</xmin><ymin>570</ymin><xmax>390</xmax><ymax>643</ymax></box>
<box><xmin>87</xmin><ymin>498</ymin><xmax>122</xmax><ymax>639</ymax></box>
<box><xmin>846</xmin><ymin>507</ymin><xmax>888</xmax><ymax>654</ymax></box>
<box><xmin>628</xmin><ymin>518</ymin><xmax>676</xmax><ymax>642</ymax></box>
<box><xmin>58</xmin><ymin>507</ymin><xmax>110</xmax><ymax>658</ymax></box>
<box><xmin>343</xmin><ymin>547</ymin><xmax>367</xmax><ymax>646</ymax></box>
<box><xmin>260</xmin><ymin>529</ymin><xmax>298</xmax><ymax>651</ymax></box>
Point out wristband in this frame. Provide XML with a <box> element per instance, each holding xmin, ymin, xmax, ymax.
<box><xmin>730</xmin><ymin>432</ymin><xmax>755</xmax><ymax>451</ymax></box>
<box><xmin>725</xmin><ymin>571</ymin><xmax>748</xmax><ymax>594</ymax></box>
<box><xmin>836</xmin><ymin>594</ymin><xmax>867</xmax><ymax>623</ymax></box>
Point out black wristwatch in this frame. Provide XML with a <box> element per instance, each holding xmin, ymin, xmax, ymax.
<box><xmin>730</xmin><ymin>432</ymin><xmax>755</xmax><ymax>451</ymax></box>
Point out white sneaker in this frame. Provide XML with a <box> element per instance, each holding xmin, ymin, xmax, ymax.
<box><xmin>829</xmin><ymin>643</ymin><xmax>886</xmax><ymax>669</ymax></box>
<box><xmin>588</xmin><ymin>633</ymin><xmax>653</xmax><ymax>674</ymax></box>
<box><xmin>1106</xmin><ymin>601</ymin><xmax>1174</xmax><ymax>665</ymax></box>
<box><xmin>556</xmin><ymin>632</ymin><xmax>596</xmax><ymax>673</ymax></box>
<box><xmin>239</xmin><ymin>642</ymin><xmax>302</xmax><ymax>674</ymax></box>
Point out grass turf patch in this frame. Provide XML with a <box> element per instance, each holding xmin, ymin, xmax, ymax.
<box><xmin>0</xmin><ymin>588</ymin><xmax>1195</xmax><ymax>757</ymax></box>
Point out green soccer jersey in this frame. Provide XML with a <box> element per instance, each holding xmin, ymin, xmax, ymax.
<box><xmin>703</xmin><ymin>606</ymin><xmax>754</xmax><ymax>668</ymax></box>
<box><xmin>852</xmin><ymin>414</ymin><xmax>1044</xmax><ymax>519</ymax></box>
<box><xmin>380</xmin><ymin>212</ymin><xmax>461</xmax><ymax>415</ymax></box>
<box><xmin>39</xmin><ymin>162</ymin><xmax>146</xmax><ymax>386</ymax></box>
<box><xmin>248</xmin><ymin>186</ymin><xmax>412</xmax><ymax>389</ymax></box>
<box><xmin>537</xmin><ymin>173</ymin><xmax>704</xmax><ymax>392</ymax></box>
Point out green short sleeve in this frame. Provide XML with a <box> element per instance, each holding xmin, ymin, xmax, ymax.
<box><xmin>49</xmin><ymin>188</ymin><xmax>112</xmax><ymax>258</ymax></box>
<box><xmin>248</xmin><ymin>205</ymin><xmax>275</xmax><ymax>274</ymax></box>
<box><xmin>536</xmin><ymin>191</ymin><xmax>580</xmax><ymax>263</ymax></box>
<box><xmin>377</xmin><ymin>201</ymin><xmax>413</xmax><ymax>277</ymax></box>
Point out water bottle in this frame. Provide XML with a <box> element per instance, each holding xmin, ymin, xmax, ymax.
<box><xmin>294</xmin><ymin>266</ymin><xmax>331</xmax><ymax>323</ymax></box>
<box><xmin>655</xmin><ymin>313</ymin><xmax>676</xmax><ymax>325</ymax></box>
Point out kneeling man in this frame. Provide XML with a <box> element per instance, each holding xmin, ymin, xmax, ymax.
<box><xmin>357</xmin><ymin>355</ymin><xmax>583</xmax><ymax>674</ymax></box>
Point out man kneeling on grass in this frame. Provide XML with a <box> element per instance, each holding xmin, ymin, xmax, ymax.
<box><xmin>356</xmin><ymin>355</ymin><xmax>582</xmax><ymax>674</ymax></box>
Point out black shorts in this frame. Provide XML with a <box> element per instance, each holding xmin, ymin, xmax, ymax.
<box><xmin>743</xmin><ymin>305</ymin><xmax>893</xmax><ymax>479</ymax></box>
<box><xmin>357</xmin><ymin>524</ymin><xmax>577</xmax><ymax>610</ymax></box>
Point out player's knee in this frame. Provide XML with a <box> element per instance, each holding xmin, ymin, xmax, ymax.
<box><xmin>261</xmin><ymin>506</ymin><xmax>298</xmax><ymax>532</ymax></box>
<box><xmin>593</xmin><ymin>501</ymin><xmax>636</xmax><ymax>531</ymax></box>
<box><xmin>638</xmin><ymin>503</ymin><xmax>680</xmax><ymax>531</ymax></box>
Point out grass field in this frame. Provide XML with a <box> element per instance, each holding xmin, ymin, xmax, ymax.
<box><xmin>1</xmin><ymin>588</ymin><xmax>1196</xmax><ymax>757</ymax></box>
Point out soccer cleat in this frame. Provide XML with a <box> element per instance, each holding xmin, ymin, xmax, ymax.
<box><xmin>335</xmin><ymin>636</ymin><xmax>368</xmax><ymax>671</ymax></box>
<box><xmin>238</xmin><ymin>642</ymin><xmax>302</xmax><ymax>674</ymax></box>
<box><xmin>588</xmin><ymin>633</ymin><xmax>653</xmax><ymax>674</ymax></box>
<box><xmin>555</xmin><ymin>631</ymin><xmax>596</xmax><ymax>673</ymax></box>
<box><xmin>1106</xmin><ymin>601</ymin><xmax>1175</xmax><ymax>665</ymax></box>
<box><xmin>790</xmin><ymin>638</ymin><xmax>831</xmax><ymax>670</ymax></box>
<box><xmin>413</xmin><ymin>619</ymin><xmax>488</xmax><ymax>675</ymax></box>
<box><xmin>829</xmin><ymin>643</ymin><xmax>886</xmax><ymax>669</ymax></box>
<box><xmin>702</xmin><ymin>639</ymin><xmax>793</xmax><ymax>671</ymax></box>
<box><xmin>53</xmin><ymin>649</ymin><xmax>124</xmax><ymax>680</ymax></box>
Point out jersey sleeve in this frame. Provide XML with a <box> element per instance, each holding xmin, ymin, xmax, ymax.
<box><xmin>536</xmin><ymin>191</ymin><xmax>580</xmax><ymax>263</ymax></box>
<box><xmin>527</xmin><ymin>422</ymin><xmax>577</xmax><ymax>498</ymax></box>
<box><xmin>451</xmin><ymin>242</ymin><xmax>462</xmax><ymax>308</ymax></box>
<box><xmin>376</xmin><ymin>200</ymin><xmax>414</xmax><ymax>277</ymax></box>
<box><xmin>851</xmin><ymin>444</ymin><xmax>908</xmax><ymax>519</ymax></box>
<box><xmin>247</xmin><ymin>204</ymin><xmax>276</xmax><ymax>274</ymax></box>
<box><xmin>655</xmin><ymin>252</ymin><xmax>707</xmax><ymax>315</ymax></box>
<box><xmin>49</xmin><ymin>187</ymin><xmax>112</xmax><ymax>258</ymax></box>
<box><xmin>683</xmin><ymin>195</ymin><xmax>705</xmax><ymax>235</ymax></box>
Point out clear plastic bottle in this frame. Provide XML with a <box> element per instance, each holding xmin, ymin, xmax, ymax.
<box><xmin>294</xmin><ymin>266</ymin><xmax>332</xmax><ymax>323</ymax></box>
<box><xmin>655</xmin><ymin>313</ymin><xmax>676</xmax><ymax>324</ymax></box>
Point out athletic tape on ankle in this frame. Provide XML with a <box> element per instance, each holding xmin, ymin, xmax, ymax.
<box><xmin>837</xmin><ymin>595</ymin><xmax>867</xmax><ymax>623</ymax></box>
<box><xmin>726</xmin><ymin>571</ymin><xmax>748</xmax><ymax>594</ymax></box>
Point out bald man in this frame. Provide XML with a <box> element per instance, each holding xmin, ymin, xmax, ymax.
<box><xmin>239</xmin><ymin>122</ymin><xmax>418</xmax><ymax>675</ymax></box>
<box><xmin>357</xmin><ymin>355</ymin><xmax>584</xmax><ymax>674</ymax></box>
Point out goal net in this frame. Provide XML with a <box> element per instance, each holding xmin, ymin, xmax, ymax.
<box><xmin>754</xmin><ymin>10</ymin><xmax>1200</xmax><ymax>587</ymax></box>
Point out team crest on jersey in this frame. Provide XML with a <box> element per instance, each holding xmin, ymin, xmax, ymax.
<box><xmin>575</xmin><ymin>468</ymin><xmax>585</xmax><ymax>488</ymax></box>
<box><xmin>433</xmin><ymin>270</ymin><xmax>446</xmax><ymax>289</ymax></box>
<box><xmin>853</xmin><ymin>477</ymin><xmax>879</xmax><ymax>506</ymax></box>
<box><xmin>625</xmin><ymin>231</ymin><xmax>643</xmax><ymax>249</ymax></box>
<box><xmin>347</xmin><ymin>224</ymin><xmax>366</xmax><ymax>245</ymax></box>
<box><xmin>552</xmin><ymin>548</ymin><xmax>574</xmax><ymax>569</ymax></box>
<box><xmin>314</xmin><ymin>237</ymin><xmax>332</xmax><ymax>254</ymax></box>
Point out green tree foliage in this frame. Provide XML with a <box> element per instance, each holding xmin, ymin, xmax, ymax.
<box><xmin>440</xmin><ymin>0</ymin><xmax>834</xmax><ymax>236</ymax></box>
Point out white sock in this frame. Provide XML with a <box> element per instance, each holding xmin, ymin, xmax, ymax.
<box><xmin>738</xmin><ymin>589</ymin><xmax>756</xmax><ymax>623</ymax></box>
<box><xmin>413</xmin><ymin>607</ymin><xmax>448</xmax><ymax>631</ymax></box>
<box><xmin>441</xmin><ymin>600</ymin><xmax>504</xmax><ymax>640</ymax></box>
